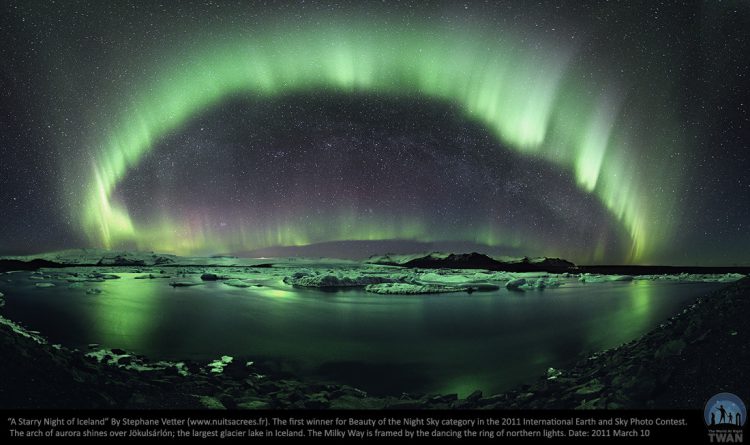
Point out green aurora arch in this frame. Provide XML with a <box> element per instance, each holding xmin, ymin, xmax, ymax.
<box><xmin>80</xmin><ymin>21</ymin><xmax>679</xmax><ymax>262</ymax></box>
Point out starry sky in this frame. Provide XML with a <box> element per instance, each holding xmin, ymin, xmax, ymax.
<box><xmin>0</xmin><ymin>1</ymin><xmax>748</xmax><ymax>265</ymax></box>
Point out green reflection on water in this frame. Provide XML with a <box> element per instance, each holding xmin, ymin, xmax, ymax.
<box><xmin>584</xmin><ymin>281</ymin><xmax>654</xmax><ymax>352</ymax></box>
<box><xmin>4</xmin><ymin>272</ymin><xmax>717</xmax><ymax>398</ymax></box>
<box><xmin>86</xmin><ymin>273</ymin><xmax>161</xmax><ymax>349</ymax></box>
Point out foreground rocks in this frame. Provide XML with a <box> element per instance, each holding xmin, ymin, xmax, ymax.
<box><xmin>0</xmin><ymin>313</ymin><xmax>470</xmax><ymax>409</ymax></box>
<box><xmin>1</xmin><ymin>279</ymin><xmax>748</xmax><ymax>409</ymax></box>
<box><xmin>493</xmin><ymin>278</ymin><xmax>750</xmax><ymax>409</ymax></box>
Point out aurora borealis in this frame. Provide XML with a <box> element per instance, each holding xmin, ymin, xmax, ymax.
<box><xmin>1</xmin><ymin>1</ymin><xmax>748</xmax><ymax>265</ymax></box>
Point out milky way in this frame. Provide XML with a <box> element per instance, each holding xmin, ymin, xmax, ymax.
<box><xmin>1</xmin><ymin>1</ymin><xmax>748</xmax><ymax>265</ymax></box>
<box><xmin>81</xmin><ymin>18</ymin><xmax>660</xmax><ymax>262</ymax></box>
<box><xmin>116</xmin><ymin>93</ymin><xmax>630</xmax><ymax>260</ymax></box>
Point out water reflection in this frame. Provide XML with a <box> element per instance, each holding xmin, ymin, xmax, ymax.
<box><xmin>0</xmin><ymin>274</ymin><xmax>723</xmax><ymax>396</ymax></box>
<box><xmin>87</xmin><ymin>273</ymin><xmax>161</xmax><ymax>349</ymax></box>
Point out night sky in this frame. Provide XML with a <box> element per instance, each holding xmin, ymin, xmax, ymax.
<box><xmin>0</xmin><ymin>1</ymin><xmax>747</xmax><ymax>265</ymax></box>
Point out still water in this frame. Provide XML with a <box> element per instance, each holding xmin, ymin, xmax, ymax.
<box><xmin>0</xmin><ymin>272</ymin><xmax>723</xmax><ymax>396</ymax></box>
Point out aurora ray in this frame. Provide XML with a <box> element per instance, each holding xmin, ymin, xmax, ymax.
<box><xmin>77</xmin><ymin>18</ymin><xmax>680</xmax><ymax>262</ymax></box>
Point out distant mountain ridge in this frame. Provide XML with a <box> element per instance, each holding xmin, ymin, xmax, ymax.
<box><xmin>2</xmin><ymin>249</ymin><xmax>749</xmax><ymax>275</ymax></box>
<box><xmin>0</xmin><ymin>248</ymin><xmax>352</xmax><ymax>270</ymax></box>
<box><xmin>0</xmin><ymin>249</ymin><xmax>178</xmax><ymax>267</ymax></box>
<box><xmin>366</xmin><ymin>252</ymin><xmax>576</xmax><ymax>273</ymax></box>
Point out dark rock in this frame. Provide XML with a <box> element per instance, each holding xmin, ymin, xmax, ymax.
<box><xmin>691</xmin><ymin>328</ymin><xmax>711</xmax><ymax>344</ymax></box>
<box><xmin>236</xmin><ymin>399</ymin><xmax>269</xmax><ymax>409</ymax></box>
<box><xmin>658</xmin><ymin>368</ymin><xmax>674</xmax><ymax>386</ymax></box>
<box><xmin>219</xmin><ymin>394</ymin><xmax>238</xmax><ymax>409</ymax></box>
<box><xmin>200</xmin><ymin>273</ymin><xmax>220</xmax><ymax>281</ymax></box>
<box><xmin>182</xmin><ymin>360</ymin><xmax>203</xmax><ymax>374</ymax></box>
<box><xmin>197</xmin><ymin>396</ymin><xmax>226</xmax><ymax>410</ymax></box>
<box><xmin>546</xmin><ymin>367</ymin><xmax>563</xmax><ymax>380</ymax></box>
<box><xmin>431</xmin><ymin>393</ymin><xmax>458</xmax><ymax>403</ymax></box>
<box><xmin>304</xmin><ymin>397</ymin><xmax>330</xmax><ymax>409</ymax></box>
<box><xmin>288</xmin><ymin>400</ymin><xmax>307</xmax><ymax>409</ymax></box>
<box><xmin>654</xmin><ymin>339</ymin><xmax>686</xmax><ymax>359</ymax></box>
<box><xmin>629</xmin><ymin>372</ymin><xmax>657</xmax><ymax>401</ymax></box>
<box><xmin>255</xmin><ymin>381</ymin><xmax>281</xmax><ymax>395</ymax></box>
<box><xmin>576</xmin><ymin>398</ymin><xmax>606</xmax><ymax>410</ymax></box>
<box><xmin>327</xmin><ymin>395</ymin><xmax>382</xmax><ymax>409</ymax></box>
<box><xmin>466</xmin><ymin>390</ymin><xmax>483</xmax><ymax>402</ymax></box>
<box><xmin>243</xmin><ymin>377</ymin><xmax>259</xmax><ymax>388</ymax></box>
<box><xmin>162</xmin><ymin>365</ymin><xmax>181</xmax><ymax>376</ymax></box>
<box><xmin>306</xmin><ymin>383</ymin><xmax>327</xmax><ymax>393</ymax></box>
<box><xmin>128</xmin><ymin>393</ymin><xmax>150</xmax><ymax>406</ymax></box>
<box><xmin>477</xmin><ymin>394</ymin><xmax>506</xmax><ymax>407</ymax></box>
<box><xmin>329</xmin><ymin>387</ymin><xmax>367</xmax><ymax>399</ymax></box>
<box><xmin>386</xmin><ymin>400</ymin><xmax>425</xmax><ymax>409</ymax></box>
<box><xmin>222</xmin><ymin>360</ymin><xmax>250</xmax><ymax>379</ymax></box>
<box><xmin>151</xmin><ymin>378</ymin><xmax>175</xmax><ymax>387</ymax></box>
<box><xmin>275</xmin><ymin>390</ymin><xmax>304</xmax><ymax>403</ymax></box>
<box><xmin>451</xmin><ymin>400</ymin><xmax>475</xmax><ymax>409</ymax></box>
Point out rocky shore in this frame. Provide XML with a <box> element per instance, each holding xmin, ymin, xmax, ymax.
<box><xmin>1</xmin><ymin>278</ymin><xmax>747</xmax><ymax>410</ymax></box>
<box><xmin>497</xmin><ymin>277</ymin><xmax>750</xmax><ymax>409</ymax></box>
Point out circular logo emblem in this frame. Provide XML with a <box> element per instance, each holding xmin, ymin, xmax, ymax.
<box><xmin>705</xmin><ymin>392</ymin><xmax>746</xmax><ymax>428</ymax></box>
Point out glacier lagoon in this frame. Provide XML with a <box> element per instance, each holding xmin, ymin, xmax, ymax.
<box><xmin>0</xmin><ymin>269</ymin><xmax>728</xmax><ymax>397</ymax></box>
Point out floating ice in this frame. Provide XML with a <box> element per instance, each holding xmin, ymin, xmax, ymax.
<box><xmin>283</xmin><ymin>270</ymin><xmax>404</xmax><ymax>288</ymax></box>
<box><xmin>223</xmin><ymin>279</ymin><xmax>254</xmax><ymax>288</ymax></box>
<box><xmin>365</xmin><ymin>283</ymin><xmax>464</xmax><ymax>295</ymax></box>
<box><xmin>505</xmin><ymin>278</ymin><xmax>527</xmax><ymax>290</ymax></box>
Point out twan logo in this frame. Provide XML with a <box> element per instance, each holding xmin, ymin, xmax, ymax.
<box><xmin>705</xmin><ymin>392</ymin><xmax>746</xmax><ymax>443</ymax></box>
